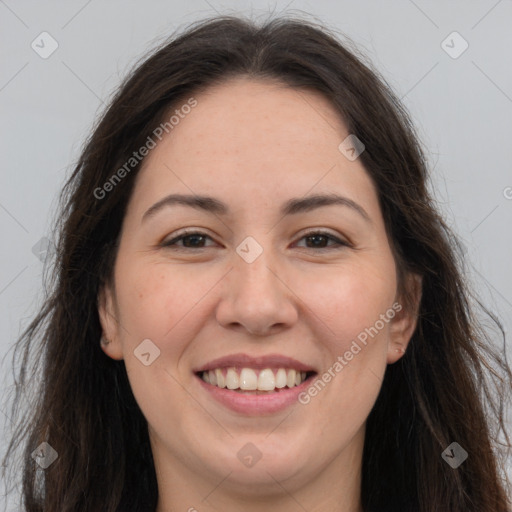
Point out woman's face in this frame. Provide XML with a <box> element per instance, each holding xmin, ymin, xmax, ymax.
<box><xmin>99</xmin><ymin>77</ymin><xmax>418</xmax><ymax>506</ymax></box>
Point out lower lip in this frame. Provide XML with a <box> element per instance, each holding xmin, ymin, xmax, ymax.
<box><xmin>195</xmin><ymin>373</ymin><xmax>315</xmax><ymax>415</ymax></box>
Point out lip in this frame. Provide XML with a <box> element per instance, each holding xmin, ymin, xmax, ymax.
<box><xmin>193</xmin><ymin>353</ymin><xmax>318</xmax><ymax>415</ymax></box>
<box><xmin>195</xmin><ymin>372</ymin><xmax>316</xmax><ymax>415</ymax></box>
<box><xmin>193</xmin><ymin>353</ymin><xmax>317</xmax><ymax>373</ymax></box>
<box><xmin>193</xmin><ymin>353</ymin><xmax>318</xmax><ymax>416</ymax></box>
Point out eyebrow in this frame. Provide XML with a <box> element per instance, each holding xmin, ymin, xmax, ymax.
<box><xmin>141</xmin><ymin>192</ymin><xmax>371</xmax><ymax>223</ymax></box>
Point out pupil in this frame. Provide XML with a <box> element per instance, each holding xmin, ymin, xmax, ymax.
<box><xmin>184</xmin><ymin>235</ymin><xmax>204</xmax><ymax>247</ymax></box>
<box><xmin>308</xmin><ymin>235</ymin><xmax>326</xmax><ymax>248</ymax></box>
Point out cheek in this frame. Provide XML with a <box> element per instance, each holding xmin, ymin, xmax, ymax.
<box><xmin>301</xmin><ymin>257</ymin><xmax>397</xmax><ymax>347</ymax></box>
<box><xmin>114</xmin><ymin>246</ymin><xmax>397</xmax><ymax>358</ymax></box>
<box><xmin>296</xmin><ymin>266</ymin><xmax>396</xmax><ymax>444</ymax></box>
<box><xmin>114</xmin><ymin>259</ymin><xmax>211</xmax><ymax>343</ymax></box>
<box><xmin>113</xmin><ymin>262</ymin><xmax>206</xmax><ymax>430</ymax></box>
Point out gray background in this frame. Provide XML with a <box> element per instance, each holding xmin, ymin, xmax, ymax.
<box><xmin>1</xmin><ymin>0</ymin><xmax>511</xmax><ymax>509</ymax></box>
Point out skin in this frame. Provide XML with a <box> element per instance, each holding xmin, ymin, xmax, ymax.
<box><xmin>99</xmin><ymin>77</ymin><xmax>421</xmax><ymax>512</ymax></box>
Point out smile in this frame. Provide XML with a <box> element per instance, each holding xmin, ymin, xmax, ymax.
<box><xmin>193</xmin><ymin>352</ymin><xmax>318</xmax><ymax>414</ymax></box>
<box><xmin>199</xmin><ymin>367</ymin><xmax>313</xmax><ymax>392</ymax></box>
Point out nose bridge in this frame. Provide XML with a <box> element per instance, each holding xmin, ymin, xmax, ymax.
<box><xmin>234</xmin><ymin>235</ymin><xmax>282</xmax><ymax>302</ymax></box>
<box><xmin>215</xmin><ymin>235</ymin><xmax>298</xmax><ymax>335</ymax></box>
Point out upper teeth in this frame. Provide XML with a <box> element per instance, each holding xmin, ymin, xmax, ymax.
<box><xmin>201</xmin><ymin>368</ymin><xmax>308</xmax><ymax>391</ymax></box>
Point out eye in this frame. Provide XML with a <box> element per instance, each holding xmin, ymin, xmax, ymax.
<box><xmin>161</xmin><ymin>229</ymin><xmax>350</xmax><ymax>251</ymax></box>
<box><xmin>161</xmin><ymin>230</ymin><xmax>215</xmax><ymax>249</ymax></box>
<box><xmin>294</xmin><ymin>230</ymin><xmax>350</xmax><ymax>250</ymax></box>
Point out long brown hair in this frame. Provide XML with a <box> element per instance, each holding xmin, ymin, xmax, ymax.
<box><xmin>2</xmin><ymin>14</ymin><xmax>511</xmax><ymax>512</ymax></box>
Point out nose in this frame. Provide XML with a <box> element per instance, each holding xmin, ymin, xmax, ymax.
<box><xmin>215</xmin><ymin>247</ymin><xmax>298</xmax><ymax>336</ymax></box>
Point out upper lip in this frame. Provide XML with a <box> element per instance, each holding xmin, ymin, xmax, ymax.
<box><xmin>193</xmin><ymin>353</ymin><xmax>317</xmax><ymax>373</ymax></box>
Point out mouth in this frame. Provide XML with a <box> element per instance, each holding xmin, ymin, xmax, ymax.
<box><xmin>195</xmin><ymin>367</ymin><xmax>317</xmax><ymax>394</ymax></box>
<box><xmin>192</xmin><ymin>353</ymin><xmax>318</xmax><ymax>414</ymax></box>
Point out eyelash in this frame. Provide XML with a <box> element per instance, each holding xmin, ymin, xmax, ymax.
<box><xmin>161</xmin><ymin>229</ymin><xmax>351</xmax><ymax>251</ymax></box>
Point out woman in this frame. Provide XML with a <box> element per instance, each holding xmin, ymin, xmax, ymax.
<box><xmin>2</xmin><ymin>14</ymin><xmax>511</xmax><ymax>512</ymax></box>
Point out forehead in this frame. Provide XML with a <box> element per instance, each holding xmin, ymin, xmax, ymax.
<box><xmin>129</xmin><ymin>77</ymin><xmax>380</xmax><ymax>220</ymax></box>
<box><xmin>158</xmin><ymin>77</ymin><xmax>347</xmax><ymax>166</ymax></box>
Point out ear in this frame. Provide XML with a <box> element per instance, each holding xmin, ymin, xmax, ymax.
<box><xmin>97</xmin><ymin>283</ymin><xmax>124</xmax><ymax>361</ymax></box>
<box><xmin>387</xmin><ymin>273</ymin><xmax>422</xmax><ymax>364</ymax></box>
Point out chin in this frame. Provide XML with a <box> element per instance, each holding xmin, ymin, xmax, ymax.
<box><xmin>203</xmin><ymin>438</ymin><xmax>312</xmax><ymax>489</ymax></box>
